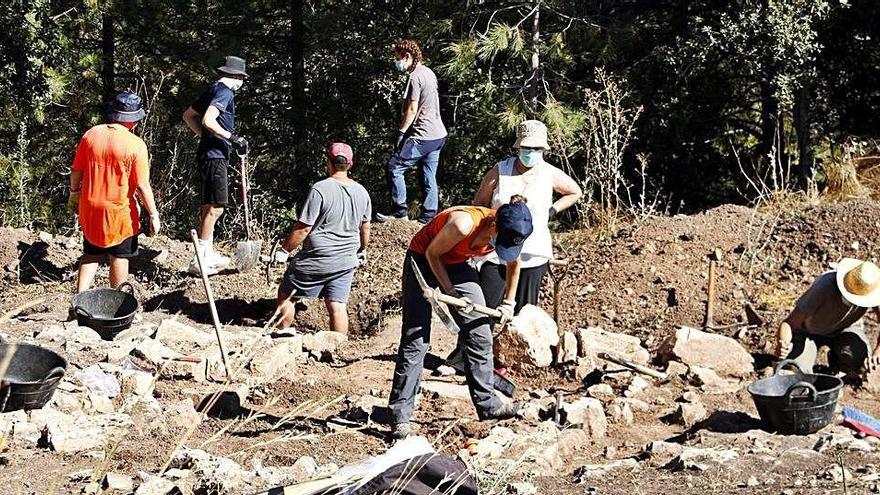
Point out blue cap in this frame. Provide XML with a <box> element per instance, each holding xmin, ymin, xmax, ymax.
<box><xmin>494</xmin><ymin>202</ymin><xmax>533</xmax><ymax>262</ymax></box>
<box><xmin>106</xmin><ymin>92</ymin><xmax>145</xmax><ymax>123</ymax></box>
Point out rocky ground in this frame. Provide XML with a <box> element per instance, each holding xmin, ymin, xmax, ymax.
<box><xmin>0</xmin><ymin>199</ymin><xmax>879</xmax><ymax>494</ymax></box>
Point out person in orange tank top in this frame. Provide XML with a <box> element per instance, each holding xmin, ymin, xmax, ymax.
<box><xmin>388</xmin><ymin>196</ymin><xmax>533</xmax><ymax>439</ymax></box>
<box><xmin>69</xmin><ymin>92</ymin><xmax>160</xmax><ymax>292</ymax></box>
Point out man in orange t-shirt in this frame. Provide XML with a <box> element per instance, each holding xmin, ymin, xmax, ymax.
<box><xmin>69</xmin><ymin>92</ymin><xmax>161</xmax><ymax>292</ymax></box>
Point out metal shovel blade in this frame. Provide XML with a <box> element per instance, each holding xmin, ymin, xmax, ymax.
<box><xmin>409</xmin><ymin>258</ymin><xmax>460</xmax><ymax>333</ymax></box>
<box><xmin>234</xmin><ymin>240</ymin><xmax>263</xmax><ymax>272</ymax></box>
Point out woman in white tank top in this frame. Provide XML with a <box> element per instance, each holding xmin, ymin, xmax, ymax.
<box><xmin>473</xmin><ymin>120</ymin><xmax>582</xmax><ymax>312</ymax></box>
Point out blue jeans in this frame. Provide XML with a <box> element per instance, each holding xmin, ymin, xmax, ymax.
<box><xmin>386</xmin><ymin>137</ymin><xmax>446</xmax><ymax>220</ymax></box>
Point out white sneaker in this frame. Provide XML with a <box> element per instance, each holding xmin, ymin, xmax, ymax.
<box><xmin>207</xmin><ymin>251</ymin><xmax>231</xmax><ymax>270</ymax></box>
<box><xmin>187</xmin><ymin>257</ymin><xmax>219</xmax><ymax>276</ymax></box>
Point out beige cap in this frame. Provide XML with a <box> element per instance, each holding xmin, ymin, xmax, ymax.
<box><xmin>837</xmin><ymin>258</ymin><xmax>880</xmax><ymax>308</ymax></box>
<box><xmin>514</xmin><ymin>120</ymin><xmax>550</xmax><ymax>150</ymax></box>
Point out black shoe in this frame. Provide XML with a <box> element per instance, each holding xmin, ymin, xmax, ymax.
<box><xmin>375</xmin><ymin>212</ymin><xmax>408</xmax><ymax>223</ymax></box>
<box><xmin>416</xmin><ymin>216</ymin><xmax>434</xmax><ymax>225</ymax></box>
<box><xmin>482</xmin><ymin>402</ymin><xmax>523</xmax><ymax>420</ymax></box>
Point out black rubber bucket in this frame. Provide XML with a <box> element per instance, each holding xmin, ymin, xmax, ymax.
<box><xmin>70</xmin><ymin>282</ymin><xmax>139</xmax><ymax>340</ymax></box>
<box><xmin>748</xmin><ymin>359</ymin><xmax>843</xmax><ymax>435</ymax></box>
<box><xmin>0</xmin><ymin>343</ymin><xmax>67</xmax><ymax>412</ymax></box>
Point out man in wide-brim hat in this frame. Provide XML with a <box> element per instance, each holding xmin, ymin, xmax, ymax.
<box><xmin>182</xmin><ymin>55</ymin><xmax>249</xmax><ymax>276</ymax></box>
<box><xmin>70</xmin><ymin>91</ymin><xmax>161</xmax><ymax>292</ymax></box>
<box><xmin>775</xmin><ymin>258</ymin><xmax>880</xmax><ymax>375</ymax></box>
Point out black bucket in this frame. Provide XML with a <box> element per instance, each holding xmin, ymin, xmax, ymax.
<box><xmin>748</xmin><ymin>359</ymin><xmax>843</xmax><ymax>435</ymax></box>
<box><xmin>70</xmin><ymin>282</ymin><xmax>139</xmax><ymax>340</ymax></box>
<box><xmin>0</xmin><ymin>343</ymin><xmax>67</xmax><ymax>412</ymax></box>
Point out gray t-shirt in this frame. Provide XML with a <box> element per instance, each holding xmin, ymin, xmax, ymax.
<box><xmin>292</xmin><ymin>177</ymin><xmax>371</xmax><ymax>274</ymax></box>
<box><xmin>795</xmin><ymin>271</ymin><xmax>866</xmax><ymax>336</ymax></box>
<box><xmin>403</xmin><ymin>65</ymin><xmax>447</xmax><ymax>140</ymax></box>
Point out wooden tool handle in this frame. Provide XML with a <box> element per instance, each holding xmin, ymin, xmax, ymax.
<box><xmin>703</xmin><ymin>259</ymin><xmax>717</xmax><ymax>330</ymax></box>
<box><xmin>427</xmin><ymin>290</ymin><xmax>504</xmax><ymax>318</ymax></box>
<box><xmin>599</xmin><ymin>352</ymin><xmax>668</xmax><ymax>380</ymax></box>
<box><xmin>240</xmin><ymin>154</ymin><xmax>252</xmax><ymax>240</ymax></box>
<box><xmin>549</xmin><ymin>258</ymin><xmax>569</xmax><ymax>267</ymax></box>
<box><xmin>191</xmin><ymin>230</ymin><xmax>230</xmax><ymax>379</ymax></box>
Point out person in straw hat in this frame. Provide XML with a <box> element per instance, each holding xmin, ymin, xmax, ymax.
<box><xmin>776</xmin><ymin>258</ymin><xmax>880</xmax><ymax>375</ymax></box>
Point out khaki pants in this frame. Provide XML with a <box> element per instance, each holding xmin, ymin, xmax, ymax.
<box><xmin>786</xmin><ymin>325</ymin><xmax>870</xmax><ymax>374</ymax></box>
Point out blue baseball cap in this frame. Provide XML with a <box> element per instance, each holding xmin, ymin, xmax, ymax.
<box><xmin>106</xmin><ymin>92</ymin><xmax>145</xmax><ymax>123</ymax></box>
<box><xmin>494</xmin><ymin>202</ymin><xmax>533</xmax><ymax>262</ymax></box>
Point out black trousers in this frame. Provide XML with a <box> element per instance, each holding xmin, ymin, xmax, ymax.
<box><xmin>478</xmin><ymin>261</ymin><xmax>549</xmax><ymax>312</ymax></box>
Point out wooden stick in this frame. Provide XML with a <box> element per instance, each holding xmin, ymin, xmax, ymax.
<box><xmin>0</xmin><ymin>297</ymin><xmax>47</xmax><ymax>325</ymax></box>
<box><xmin>599</xmin><ymin>352</ymin><xmax>668</xmax><ymax>380</ymax></box>
<box><xmin>190</xmin><ymin>230</ymin><xmax>229</xmax><ymax>379</ymax></box>
<box><xmin>703</xmin><ymin>259</ymin><xmax>717</xmax><ymax>330</ymax></box>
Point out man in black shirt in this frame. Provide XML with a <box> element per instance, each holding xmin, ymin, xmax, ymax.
<box><xmin>182</xmin><ymin>55</ymin><xmax>248</xmax><ymax>275</ymax></box>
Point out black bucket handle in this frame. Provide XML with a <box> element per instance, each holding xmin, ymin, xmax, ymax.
<box><xmin>774</xmin><ymin>359</ymin><xmax>806</xmax><ymax>377</ymax></box>
<box><xmin>74</xmin><ymin>306</ymin><xmax>95</xmax><ymax>320</ymax></box>
<box><xmin>784</xmin><ymin>381</ymin><xmax>817</xmax><ymax>405</ymax></box>
<box><xmin>117</xmin><ymin>281</ymin><xmax>138</xmax><ymax>297</ymax></box>
<box><xmin>44</xmin><ymin>367</ymin><xmax>65</xmax><ymax>382</ymax></box>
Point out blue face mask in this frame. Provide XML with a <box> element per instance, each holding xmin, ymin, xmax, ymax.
<box><xmin>518</xmin><ymin>149</ymin><xmax>543</xmax><ymax>168</ymax></box>
<box><xmin>394</xmin><ymin>60</ymin><xmax>408</xmax><ymax>72</ymax></box>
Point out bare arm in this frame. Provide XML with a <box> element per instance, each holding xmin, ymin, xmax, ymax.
<box><xmin>550</xmin><ymin>167</ymin><xmax>583</xmax><ymax>214</ymax></box>
<box><xmin>399</xmin><ymin>99</ymin><xmax>419</xmax><ymax>132</ymax></box>
<box><xmin>282</xmin><ymin>221</ymin><xmax>312</xmax><ymax>253</ymax></box>
<box><xmin>775</xmin><ymin>307</ymin><xmax>805</xmax><ymax>356</ymax></box>
<box><xmin>202</xmin><ymin>106</ymin><xmax>232</xmax><ymax>140</ymax></box>
<box><xmin>182</xmin><ymin>106</ymin><xmax>203</xmax><ymax>137</ymax></box>
<box><xmin>70</xmin><ymin>169</ymin><xmax>83</xmax><ymax>192</ymax></box>
<box><xmin>473</xmin><ymin>165</ymin><xmax>499</xmax><ymax>207</ymax></box>
<box><xmin>136</xmin><ymin>182</ymin><xmax>159</xmax><ymax>217</ymax></box>
<box><xmin>424</xmin><ymin>212</ymin><xmax>473</xmax><ymax>294</ymax></box>
<box><xmin>359</xmin><ymin>222</ymin><xmax>370</xmax><ymax>250</ymax></box>
<box><xmin>502</xmin><ymin>257</ymin><xmax>522</xmax><ymax>302</ymax></box>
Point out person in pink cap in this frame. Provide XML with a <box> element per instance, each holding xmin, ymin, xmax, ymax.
<box><xmin>273</xmin><ymin>143</ymin><xmax>372</xmax><ymax>334</ymax></box>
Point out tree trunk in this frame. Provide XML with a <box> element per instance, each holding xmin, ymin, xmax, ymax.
<box><xmin>529</xmin><ymin>0</ymin><xmax>541</xmax><ymax>118</ymax></box>
<box><xmin>289</xmin><ymin>0</ymin><xmax>306</xmax><ymax>149</ymax></box>
<box><xmin>101</xmin><ymin>11</ymin><xmax>115</xmax><ymax>102</ymax></box>
<box><xmin>793</xmin><ymin>85</ymin><xmax>814</xmax><ymax>189</ymax></box>
<box><xmin>757</xmin><ymin>81</ymin><xmax>778</xmax><ymax>168</ymax></box>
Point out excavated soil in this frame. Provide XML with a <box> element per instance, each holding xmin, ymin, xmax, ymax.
<box><xmin>0</xmin><ymin>200</ymin><xmax>879</xmax><ymax>494</ymax></box>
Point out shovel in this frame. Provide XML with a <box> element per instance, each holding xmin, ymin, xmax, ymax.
<box><xmin>409</xmin><ymin>259</ymin><xmax>517</xmax><ymax>396</ymax></box>
<box><xmin>234</xmin><ymin>151</ymin><xmax>263</xmax><ymax>272</ymax></box>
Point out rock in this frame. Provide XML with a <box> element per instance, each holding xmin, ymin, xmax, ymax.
<box><xmin>302</xmin><ymin>331</ymin><xmax>347</xmax><ymax>361</ymax></box>
<box><xmin>644</xmin><ymin>441</ymin><xmax>684</xmax><ymax>465</ymax></box>
<box><xmin>42</xmin><ymin>412</ymin><xmax>133</xmax><ymax>454</ymax></box>
<box><xmin>160</xmin><ymin>358</ymin><xmax>207</xmax><ymax>382</ymax></box>
<box><xmin>51</xmin><ymin>390</ymin><xmax>85</xmax><ymax>414</ymax></box>
<box><xmin>822</xmin><ymin>465</ymin><xmax>852</xmax><ymax>483</ymax></box>
<box><xmin>38</xmin><ymin>231</ymin><xmax>53</xmax><ymax>243</ymax></box>
<box><xmin>561</xmin><ymin>397</ymin><xmax>607</xmax><ymax>438</ymax></box>
<box><xmin>250</xmin><ymin>337</ymin><xmax>302</xmax><ymax>379</ymax></box>
<box><xmin>509</xmin><ymin>482</ymin><xmax>538</xmax><ymax>495</ymax></box>
<box><xmin>689</xmin><ymin>366</ymin><xmax>742</xmax><ymax>394</ymax></box>
<box><xmin>680</xmin><ymin>390</ymin><xmax>699</xmax><ymax>403</ymax></box>
<box><xmin>114</xmin><ymin>325</ymin><xmax>155</xmax><ymax>342</ymax></box>
<box><xmin>587</xmin><ymin>383</ymin><xmax>614</xmax><ymax>399</ymax></box>
<box><xmin>164</xmin><ymin>399</ymin><xmax>201</xmax><ymax>429</ymax></box>
<box><xmin>134</xmin><ymin>473</ymin><xmax>178</xmax><ymax>495</ymax></box>
<box><xmin>625</xmin><ymin>376</ymin><xmax>650</xmax><ymax>396</ymax></box>
<box><xmin>672</xmin><ymin>401</ymin><xmax>707</xmax><ymax>427</ymax></box>
<box><xmin>291</xmin><ymin>456</ymin><xmax>318</xmax><ymax>480</ymax></box>
<box><xmin>665</xmin><ymin>360</ymin><xmax>689</xmax><ymax>377</ymax></box>
<box><xmin>864</xmin><ymin>365</ymin><xmax>880</xmax><ymax>394</ymax></box>
<box><xmin>574</xmin><ymin>459</ymin><xmax>638</xmax><ymax>480</ymax></box>
<box><xmin>556</xmin><ymin>331</ymin><xmax>578</xmax><ymax>364</ymax></box>
<box><xmin>121</xmin><ymin>370</ymin><xmax>154</xmax><ymax>396</ymax></box>
<box><xmin>607</xmin><ymin>401</ymin><xmax>634</xmax><ymax>425</ymax></box>
<box><xmin>186</xmin><ymin>385</ymin><xmax>249</xmax><ymax>419</ymax></box>
<box><xmin>813</xmin><ymin>428</ymin><xmax>873</xmax><ymax>453</ymax></box>
<box><xmin>88</xmin><ymin>393</ymin><xmax>116</xmax><ymax>414</ymax></box>
<box><xmin>421</xmin><ymin>380</ymin><xmax>471</xmax><ymax>400</ymax></box>
<box><xmin>660</xmin><ymin>327</ymin><xmax>754</xmax><ymax>377</ymax></box>
<box><xmin>557</xmin><ymin>428</ymin><xmax>589</xmax><ymax>459</ymax></box>
<box><xmin>155</xmin><ymin>319</ymin><xmax>215</xmax><ymax>347</ymax></box>
<box><xmin>520</xmin><ymin>401</ymin><xmax>545</xmax><ymax>422</ymax></box>
<box><xmin>574</xmin><ymin>355</ymin><xmax>598</xmax><ymax>381</ymax></box>
<box><xmin>36</xmin><ymin>325</ymin><xmax>69</xmax><ymax>344</ymax></box>
<box><xmin>64</xmin><ymin>326</ymin><xmax>104</xmax><ymax>351</ymax></box>
<box><xmin>103</xmin><ymin>472</ymin><xmax>134</xmax><ymax>492</ymax></box>
<box><xmin>495</xmin><ymin>305</ymin><xmax>559</xmax><ymax>368</ymax></box>
<box><xmin>576</xmin><ymin>327</ymin><xmax>650</xmax><ymax>364</ymax></box>
<box><xmin>673</xmin><ymin>446</ymin><xmax>738</xmax><ymax>471</ymax></box>
<box><xmin>171</xmin><ymin>448</ymin><xmax>255</xmax><ymax>493</ymax></box>
<box><xmin>132</xmin><ymin>338</ymin><xmax>182</xmax><ymax>367</ymax></box>
<box><xmin>345</xmin><ymin>394</ymin><xmax>387</xmax><ymax>423</ymax></box>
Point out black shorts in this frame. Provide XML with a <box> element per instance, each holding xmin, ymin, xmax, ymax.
<box><xmin>199</xmin><ymin>158</ymin><xmax>229</xmax><ymax>206</ymax></box>
<box><xmin>83</xmin><ymin>235</ymin><xmax>139</xmax><ymax>258</ymax></box>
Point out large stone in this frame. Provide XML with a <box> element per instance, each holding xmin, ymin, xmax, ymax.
<box><xmin>673</xmin><ymin>401</ymin><xmax>707</xmax><ymax>427</ymax></box>
<box><xmin>560</xmin><ymin>397</ymin><xmax>607</xmax><ymax>438</ymax></box>
<box><xmin>576</xmin><ymin>327</ymin><xmax>650</xmax><ymax>364</ymax></box>
<box><xmin>249</xmin><ymin>337</ymin><xmax>302</xmax><ymax>379</ymax></box>
<box><xmin>556</xmin><ymin>331</ymin><xmax>578</xmax><ymax>364</ymax></box>
<box><xmin>132</xmin><ymin>338</ymin><xmax>182</xmax><ymax>367</ymax></box>
<box><xmin>660</xmin><ymin>326</ymin><xmax>754</xmax><ymax>377</ymax></box>
<box><xmin>171</xmin><ymin>448</ymin><xmax>255</xmax><ymax>493</ymax></box>
<box><xmin>103</xmin><ymin>472</ymin><xmax>134</xmax><ymax>492</ymax></box>
<box><xmin>0</xmin><ymin>410</ymin><xmax>40</xmax><ymax>447</ymax></box>
<box><xmin>495</xmin><ymin>305</ymin><xmax>559</xmax><ymax>368</ymax></box>
<box><xmin>134</xmin><ymin>473</ymin><xmax>178</xmax><ymax>495</ymax></box>
<box><xmin>673</xmin><ymin>446</ymin><xmax>738</xmax><ymax>471</ymax></box>
<box><xmin>302</xmin><ymin>331</ymin><xmax>347</xmax><ymax>361</ymax></box>
<box><xmin>587</xmin><ymin>383</ymin><xmax>615</xmax><ymax>399</ymax></box>
<box><xmin>160</xmin><ymin>358</ymin><xmax>207</xmax><ymax>382</ymax></box>
<box><xmin>121</xmin><ymin>370</ymin><xmax>155</xmax><ymax>396</ymax></box>
<box><xmin>607</xmin><ymin>401</ymin><xmax>634</xmax><ymax>425</ymax></box>
<box><xmin>163</xmin><ymin>399</ymin><xmax>201</xmax><ymax>429</ymax></box>
<box><xmin>643</xmin><ymin>441</ymin><xmax>685</xmax><ymax>466</ymax></box>
<box><xmin>345</xmin><ymin>394</ymin><xmax>387</xmax><ymax>423</ymax></box>
<box><xmin>155</xmin><ymin>319</ymin><xmax>215</xmax><ymax>348</ymax></box>
<box><xmin>574</xmin><ymin>459</ymin><xmax>638</xmax><ymax>480</ymax></box>
<box><xmin>42</xmin><ymin>412</ymin><xmax>133</xmax><ymax>454</ymax></box>
<box><xmin>689</xmin><ymin>366</ymin><xmax>742</xmax><ymax>394</ymax></box>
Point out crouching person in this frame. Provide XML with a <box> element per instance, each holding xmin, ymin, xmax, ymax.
<box><xmin>70</xmin><ymin>92</ymin><xmax>160</xmax><ymax>292</ymax></box>
<box><xmin>775</xmin><ymin>258</ymin><xmax>880</xmax><ymax>375</ymax></box>
<box><xmin>274</xmin><ymin>143</ymin><xmax>371</xmax><ymax>334</ymax></box>
<box><xmin>387</xmin><ymin>195</ymin><xmax>533</xmax><ymax>439</ymax></box>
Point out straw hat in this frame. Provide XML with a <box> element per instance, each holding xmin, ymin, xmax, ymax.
<box><xmin>836</xmin><ymin>258</ymin><xmax>880</xmax><ymax>308</ymax></box>
<box><xmin>513</xmin><ymin>120</ymin><xmax>550</xmax><ymax>150</ymax></box>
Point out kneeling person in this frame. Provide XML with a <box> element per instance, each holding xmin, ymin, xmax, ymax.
<box><xmin>274</xmin><ymin>143</ymin><xmax>371</xmax><ymax>334</ymax></box>
<box><xmin>776</xmin><ymin>258</ymin><xmax>880</xmax><ymax>375</ymax></box>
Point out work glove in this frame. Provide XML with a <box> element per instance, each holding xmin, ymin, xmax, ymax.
<box><xmin>229</xmin><ymin>134</ymin><xmax>248</xmax><ymax>154</ymax></box>
<box><xmin>273</xmin><ymin>246</ymin><xmax>290</xmax><ymax>263</ymax></box>
<box><xmin>148</xmin><ymin>213</ymin><xmax>161</xmax><ymax>237</ymax></box>
<box><xmin>394</xmin><ymin>130</ymin><xmax>406</xmax><ymax>153</ymax></box>
<box><xmin>356</xmin><ymin>249</ymin><xmax>367</xmax><ymax>267</ymax></box>
<box><xmin>497</xmin><ymin>299</ymin><xmax>516</xmax><ymax>325</ymax></box>
<box><xmin>67</xmin><ymin>191</ymin><xmax>80</xmax><ymax>213</ymax></box>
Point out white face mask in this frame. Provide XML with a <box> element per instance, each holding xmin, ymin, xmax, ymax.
<box><xmin>220</xmin><ymin>77</ymin><xmax>243</xmax><ymax>92</ymax></box>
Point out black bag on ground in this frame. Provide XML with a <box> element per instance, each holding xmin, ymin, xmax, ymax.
<box><xmin>349</xmin><ymin>453</ymin><xmax>477</xmax><ymax>495</ymax></box>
